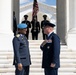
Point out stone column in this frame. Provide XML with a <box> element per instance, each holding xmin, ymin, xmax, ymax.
<box><xmin>13</xmin><ymin>0</ymin><xmax>19</xmax><ymax>24</ymax></box>
<box><xmin>67</xmin><ymin>0</ymin><xmax>76</xmax><ymax>50</ymax></box>
<box><xmin>57</xmin><ymin>0</ymin><xmax>67</xmax><ymax>44</ymax></box>
<box><xmin>0</xmin><ymin>0</ymin><xmax>14</xmax><ymax>50</ymax></box>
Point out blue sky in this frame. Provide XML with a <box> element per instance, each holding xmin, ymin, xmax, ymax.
<box><xmin>20</xmin><ymin>0</ymin><xmax>56</xmax><ymax>6</ymax></box>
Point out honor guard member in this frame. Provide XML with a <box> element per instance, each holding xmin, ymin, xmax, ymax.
<box><xmin>41</xmin><ymin>15</ymin><xmax>49</xmax><ymax>40</ymax></box>
<box><xmin>22</xmin><ymin>15</ymin><xmax>31</xmax><ymax>39</ymax></box>
<box><xmin>12</xmin><ymin>23</ymin><xmax>31</xmax><ymax>75</ymax></box>
<box><xmin>31</xmin><ymin>16</ymin><xmax>40</xmax><ymax>40</ymax></box>
<box><xmin>40</xmin><ymin>22</ymin><xmax>60</xmax><ymax>75</ymax></box>
<box><xmin>13</xmin><ymin>11</ymin><xmax>17</xmax><ymax>36</ymax></box>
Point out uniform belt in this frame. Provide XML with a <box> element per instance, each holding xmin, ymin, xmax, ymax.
<box><xmin>20</xmin><ymin>57</ymin><xmax>26</xmax><ymax>59</ymax></box>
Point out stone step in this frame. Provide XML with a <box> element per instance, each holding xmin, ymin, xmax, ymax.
<box><xmin>0</xmin><ymin>49</ymin><xmax>70</xmax><ymax>52</ymax></box>
<box><xmin>0</xmin><ymin>63</ymin><xmax>76</xmax><ymax>68</ymax></box>
<box><xmin>30</xmin><ymin>72</ymin><xmax>76</xmax><ymax>75</ymax></box>
<box><xmin>28</xmin><ymin>40</ymin><xmax>43</xmax><ymax>43</ymax></box>
<box><xmin>0</xmin><ymin>54</ymin><xmax>76</xmax><ymax>58</ymax></box>
<box><xmin>29</xmin><ymin>41</ymin><xmax>66</xmax><ymax>47</ymax></box>
<box><xmin>29</xmin><ymin>44</ymin><xmax>67</xmax><ymax>49</ymax></box>
<box><xmin>0</xmin><ymin>48</ymin><xmax>73</xmax><ymax>52</ymax></box>
<box><xmin>0</xmin><ymin>59</ymin><xmax>76</xmax><ymax>65</ymax></box>
<box><xmin>0</xmin><ymin>68</ymin><xmax>76</xmax><ymax>73</ymax></box>
<box><xmin>0</xmin><ymin>51</ymin><xmax>76</xmax><ymax>54</ymax></box>
<box><xmin>31</xmin><ymin>59</ymin><xmax>76</xmax><ymax>63</ymax></box>
<box><xmin>1</xmin><ymin>72</ymin><xmax>76</xmax><ymax>75</ymax></box>
<box><xmin>0</xmin><ymin>52</ymin><xmax>76</xmax><ymax>57</ymax></box>
<box><xmin>0</xmin><ymin>55</ymin><xmax>76</xmax><ymax>59</ymax></box>
<box><xmin>0</xmin><ymin>53</ymin><xmax>76</xmax><ymax>57</ymax></box>
<box><xmin>0</xmin><ymin>51</ymin><xmax>68</xmax><ymax>54</ymax></box>
<box><xmin>27</xmin><ymin>63</ymin><xmax>76</xmax><ymax>68</ymax></box>
<box><xmin>0</xmin><ymin>45</ymin><xmax>68</xmax><ymax>51</ymax></box>
<box><xmin>0</xmin><ymin>58</ymin><xmax>76</xmax><ymax>63</ymax></box>
<box><xmin>1</xmin><ymin>44</ymin><xmax>76</xmax><ymax>75</ymax></box>
<box><xmin>0</xmin><ymin>64</ymin><xmax>14</xmax><ymax>68</ymax></box>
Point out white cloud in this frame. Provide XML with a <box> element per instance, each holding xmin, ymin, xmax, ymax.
<box><xmin>20</xmin><ymin>0</ymin><xmax>30</xmax><ymax>4</ymax></box>
<box><xmin>38</xmin><ymin>0</ymin><xmax>46</xmax><ymax>2</ymax></box>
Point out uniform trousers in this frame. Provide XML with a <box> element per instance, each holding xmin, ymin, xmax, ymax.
<box><xmin>32</xmin><ymin>32</ymin><xmax>38</xmax><ymax>40</ymax></box>
<box><xmin>15</xmin><ymin>65</ymin><xmax>29</xmax><ymax>75</ymax></box>
<box><xmin>44</xmin><ymin>68</ymin><xmax>58</xmax><ymax>75</ymax></box>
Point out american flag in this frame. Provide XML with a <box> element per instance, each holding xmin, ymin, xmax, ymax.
<box><xmin>32</xmin><ymin>0</ymin><xmax>39</xmax><ymax>18</ymax></box>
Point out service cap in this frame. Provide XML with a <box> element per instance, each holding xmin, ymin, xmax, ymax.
<box><xmin>43</xmin><ymin>15</ymin><xmax>47</xmax><ymax>17</ymax></box>
<box><xmin>44</xmin><ymin>22</ymin><xmax>55</xmax><ymax>27</ymax></box>
<box><xmin>24</xmin><ymin>15</ymin><xmax>28</xmax><ymax>18</ymax></box>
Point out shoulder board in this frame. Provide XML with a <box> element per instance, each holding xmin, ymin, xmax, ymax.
<box><xmin>16</xmin><ymin>34</ymin><xmax>20</xmax><ymax>38</ymax></box>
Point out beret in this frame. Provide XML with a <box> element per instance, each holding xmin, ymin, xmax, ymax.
<box><xmin>17</xmin><ymin>23</ymin><xmax>27</xmax><ymax>29</ymax></box>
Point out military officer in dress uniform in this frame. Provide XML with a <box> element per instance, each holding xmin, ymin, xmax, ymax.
<box><xmin>40</xmin><ymin>22</ymin><xmax>60</xmax><ymax>75</ymax></box>
<box><xmin>31</xmin><ymin>16</ymin><xmax>40</xmax><ymax>40</ymax></box>
<box><xmin>22</xmin><ymin>15</ymin><xmax>31</xmax><ymax>39</ymax></box>
<box><xmin>41</xmin><ymin>15</ymin><xmax>49</xmax><ymax>40</ymax></box>
<box><xmin>12</xmin><ymin>23</ymin><xmax>31</xmax><ymax>75</ymax></box>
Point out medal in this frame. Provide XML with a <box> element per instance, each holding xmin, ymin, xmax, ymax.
<box><xmin>47</xmin><ymin>46</ymin><xmax>50</xmax><ymax>49</ymax></box>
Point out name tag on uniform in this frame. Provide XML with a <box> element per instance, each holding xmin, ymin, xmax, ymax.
<box><xmin>47</xmin><ymin>40</ymin><xmax>52</xmax><ymax>43</ymax></box>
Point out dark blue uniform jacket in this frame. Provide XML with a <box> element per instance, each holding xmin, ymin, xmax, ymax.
<box><xmin>12</xmin><ymin>34</ymin><xmax>31</xmax><ymax>66</ymax></box>
<box><xmin>40</xmin><ymin>32</ymin><xmax>60</xmax><ymax>68</ymax></box>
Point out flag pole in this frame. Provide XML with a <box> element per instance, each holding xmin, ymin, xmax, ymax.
<box><xmin>32</xmin><ymin>0</ymin><xmax>39</xmax><ymax>20</ymax></box>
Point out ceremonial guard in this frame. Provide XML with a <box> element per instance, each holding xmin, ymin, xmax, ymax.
<box><xmin>22</xmin><ymin>15</ymin><xmax>31</xmax><ymax>39</ymax></box>
<box><xmin>41</xmin><ymin>15</ymin><xmax>49</xmax><ymax>40</ymax></box>
<box><xmin>31</xmin><ymin>16</ymin><xmax>40</xmax><ymax>40</ymax></box>
<box><xmin>13</xmin><ymin>11</ymin><xmax>17</xmax><ymax>36</ymax></box>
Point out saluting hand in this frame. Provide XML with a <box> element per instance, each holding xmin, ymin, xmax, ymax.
<box><xmin>18</xmin><ymin>63</ymin><xmax>23</xmax><ymax>71</ymax></box>
<box><xmin>50</xmin><ymin>63</ymin><xmax>56</xmax><ymax>68</ymax></box>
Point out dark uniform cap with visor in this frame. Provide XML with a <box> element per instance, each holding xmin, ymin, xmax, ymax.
<box><xmin>44</xmin><ymin>22</ymin><xmax>55</xmax><ymax>27</ymax></box>
<box><xmin>24</xmin><ymin>15</ymin><xmax>28</xmax><ymax>18</ymax></box>
<box><xmin>43</xmin><ymin>15</ymin><xmax>47</xmax><ymax>17</ymax></box>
